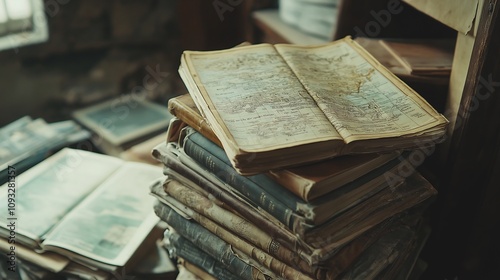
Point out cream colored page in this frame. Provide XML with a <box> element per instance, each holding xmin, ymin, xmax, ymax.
<box><xmin>186</xmin><ymin>45</ymin><xmax>340</xmax><ymax>150</ymax></box>
<box><xmin>276</xmin><ymin>41</ymin><xmax>440</xmax><ymax>142</ymax></box>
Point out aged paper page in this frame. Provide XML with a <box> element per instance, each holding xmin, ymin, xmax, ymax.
<box><xmin>182</xmin><ymin>45</ymin><xmax>340</xmax><ymax>151</ymax></box>
<box><xmin>276</xmin><ymin>40</ymin><xmax>444</xmax><ymax>143</ymax></box>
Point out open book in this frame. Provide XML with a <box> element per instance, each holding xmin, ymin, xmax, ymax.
<box><xmin>0</xmin><ymin>148</ymin><xmax>161</xmax><ymax>273</ymax></box>
<box><xmin>179</xmin><ymin>37</ymin><xmax>448</xmax><ymax>175</ymax></box>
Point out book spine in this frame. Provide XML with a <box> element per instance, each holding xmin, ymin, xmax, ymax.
<box><xmin>160</xmin><ymin>178</ymin><xmax>315</xmax><ymax>269</ymax></box>
<box><xmin>163</xmin><ymin>230</ymin><xmax>244</xmax><ymax>280</ymax></box>
<box><xmin>157</xmin><ymin>147</ymin><xmax>307</xmax><ymax>254</ymax></box>
<box><xmin>268</xmin><ymin>169</ymin><xmax>315</xmax><ymax>202</ymax></box>
<box><xmin>168</xmin><ymin>97</ymin><xmax>222</xmax><ymax>146</ymax></box>
<box><xmin>182</xmin><ymin>130</ymin><xmax>314</xmax><ymax>226</ymax></box>
<box><xmin>178</xmin><ymin>257</ymin><xmax>218</xmax><ymax>280</ymax></box>
<box><xmin>154</xmin><ymin>201</ymin><xmax>315</xmax><ymax>280</ymax></box>
<box><xmin>172</xmin><ymin>232</ymin><xmax>277</xmax><ymax>280</ymax></box>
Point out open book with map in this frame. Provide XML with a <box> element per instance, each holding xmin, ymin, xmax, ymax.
<box><xmin>179</xmin><ymin>37</ymin><xmax>448</xmax><ymax>175</ymax></box>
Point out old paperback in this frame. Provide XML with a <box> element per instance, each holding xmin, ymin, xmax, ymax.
<box><xmin>179</xmin><ymin>36</ymin><xmax>448</xmax><ymax>175</ymax></box>
<box><xmin>0</xmin><ymin>148</ymin><xmax>161</xmax><ymax>273</ymax></box>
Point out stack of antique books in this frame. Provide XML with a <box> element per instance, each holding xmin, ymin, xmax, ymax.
<box><xmin>151</xmin><ymin>37</ymin><xmax>448</xmax><ymax>279</ymax></box>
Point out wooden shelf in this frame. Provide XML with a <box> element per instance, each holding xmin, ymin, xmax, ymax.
<box><xmin>252</xmin><ymin>9</ymin><xmax>328</xmax><ymax>45</ymax></box>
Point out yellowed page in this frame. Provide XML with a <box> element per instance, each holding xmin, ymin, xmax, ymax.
<box><xmin>275</xmin><ymin>38</ymin><xmax>447</xmax><ymax>143</ymax></box>
<box><xmin>181</xmin><ymin>44</ymin><xmax>340</xmax><ymax>152</ymax></box>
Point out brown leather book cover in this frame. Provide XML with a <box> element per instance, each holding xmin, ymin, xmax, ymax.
<box><xmin>168</xmin><ymin>94</ymin><xmax>222</xmax><ymax>146</ymax></box>
<box><xmin>177</xmin><ymin>38</ymin><xmax>448</xmax><ymax>175</ymax></box>
<box><xmin>268</xmin><ymin>152</ymin><xmax>399</xmax><ymax>202</ymax></box>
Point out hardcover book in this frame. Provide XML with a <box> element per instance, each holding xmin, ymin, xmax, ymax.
<box><xmin>0</xmin><ymin>117</ymin><xmax>63</xmax><ymax>173</ymax></box>
<box><xmin>0</xmin><ymin>117</ymin><xmax>90</xmax><ymax>185</ymax></box>
<box><xmin>168</xmin><ymin>94</ymin><xmax>401</xmax><ymax>201</ymax></box>
<box><xmin>72</xmin><ymin>94</ymin><xmax>172</xmax><ymax>156</ymax></box>
<box><xmin>0</xmin><ymin>148</ymin><xmax>161</xmax><ymax>273</ymax></box>
<box><xmin>167</xmin><ymin>94</ymin><xmax>221</xmax><ymax>147</ymax></box>
<box><xmin>178</xmin><ymin>36</ymin><xmax>448</xmax><ymax>174</ymax></box>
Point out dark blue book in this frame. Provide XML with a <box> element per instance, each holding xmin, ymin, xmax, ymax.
<box><xmin>153</xmin><ymin>200</ymin><xmax>312</xmax><ymax>279</ymax></box>
<box><xmin>163</xmin><ymin>229</ymin><xmax>266</xmax><ymax>280</ymax></box>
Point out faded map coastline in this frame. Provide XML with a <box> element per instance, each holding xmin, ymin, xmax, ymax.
<box><xmin>277</xmin><ymin>42</ymin><xmax>439</xmax><ymax>142</ymax></box>
<box><xmin>186</xmin><ymin>45</ymin><xmax>340</xmax><ymax>151</ymax></box>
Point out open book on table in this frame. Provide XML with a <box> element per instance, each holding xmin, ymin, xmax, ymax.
<box><xmin>0</xmin><ymin>148</ymin><xmax>161</xmax><ymax>273</ymax></box>
<box><xmin>179</xmin><ymin>36</ymin><xmax>448</xmax><ymax>175</ymax></box>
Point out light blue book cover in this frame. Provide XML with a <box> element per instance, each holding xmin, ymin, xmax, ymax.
<box><xmin>72</xmin><ymin>95</ymin><xmax>172</xmax><ymax>146</ymax></box>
